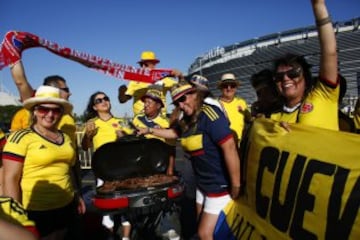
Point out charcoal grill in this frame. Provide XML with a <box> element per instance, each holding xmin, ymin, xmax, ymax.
<box><xmin>91</xmin><ymin>136</ymin><xmax>184</xmax><ymax>215</ymax></box>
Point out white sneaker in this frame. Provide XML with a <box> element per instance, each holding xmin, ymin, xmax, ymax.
<box><xmin>162</xmin><ymin>229</ymin><xmax>180</xmax><ymax>240</ymax></box>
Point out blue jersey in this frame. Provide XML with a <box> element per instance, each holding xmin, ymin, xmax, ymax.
<box><xmin>180</xmin><ymin>104</ymin><xmax>233</xmax><ymax>194</ymax></box>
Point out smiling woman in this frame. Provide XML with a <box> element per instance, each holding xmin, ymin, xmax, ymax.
<box><xmin>270</xmin><ymin>0</ymin><xmax>339</xmax><ymax>131</ymax></box>
<box><xmin>1</xmin><ymin>85</ymin><xmax>86</xmax><ymax>239</ymax></box>
<box><xmin>136</xmin><ymin>81</ymin><xmax>241</xmax><ymax>239</ymax></box>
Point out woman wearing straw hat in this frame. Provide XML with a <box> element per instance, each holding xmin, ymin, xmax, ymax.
<box><xmin>137</xmin><ymin>81</ymin><xmax>241</xmax><ymax>240</ymax></box>
<box><xmin>2</xmin><ymin>85</ymin><xmax>86</xmax><ymax>240</ymax></box>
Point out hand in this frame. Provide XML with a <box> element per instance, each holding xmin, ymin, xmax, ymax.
<box><xmin>118</xmin><ymin>85</ymin><xmax>129</xmax><ymax>103</ymax></box>
<box><xmin>279</xmin><ymin>121</ymin><xmax>291</xmax><ymax>132</ymax></box>
<box><xmin>85</xmin><ymin>120</ymin><xmax>98</xmax><ymax>138</ymax></box>
<box><xmin>1</xmin><ymin>31</ymin><xmax>40</xmax><ymax>67</ymax></box>
<box><xmin>136</xmin><ymin>127</ymin><xmax>148</xmax><ymax>136</ymax></box>
<box><xmin>116</xmin><ymin>130</ymin><xmax>125</xmax><ymax>138</ymax></box>
<box><xmin>230</xmin><ymin>185</ymin><xmax>241</xmax><ymax>200</ymax></box>
<box><xmin>166</xmin><ymin>167</ymin><xmax>174</xmax><ymax>176</ymax></box>
<box><xmin>170</xmin><ymin>69</ymin><xmax>184</xmax><ymax>80</ymax></box>
<box><xmin>77</xmin><ymin>196</ymin><xmax>86</xmax><ymax>214</ymax></box>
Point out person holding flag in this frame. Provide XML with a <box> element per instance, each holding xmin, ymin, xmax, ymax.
<box><xmin>118</xmin><ymin>51</ymin><xmax>181</xmax><ymax>116</ymax></box>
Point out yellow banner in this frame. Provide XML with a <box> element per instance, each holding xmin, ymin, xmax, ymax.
<box><xmin>221</xmin><ymin>118</ymin><xmax>360</xmax><ymax>239</ymax></box>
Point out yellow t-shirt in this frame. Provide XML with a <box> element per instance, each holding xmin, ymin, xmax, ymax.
<box><xmin>125</xmin><ymin>77</ymin><xmax>177</xmax><ymax>116</ymax></box>
<box><xmin>10</xmin><ymin>108</ymin><xmax>31</xmax><ymax>131</ymax></box>
<box><xmin>220</xmin><ymin>96</ymin><xmax>248</xmax><ymax>144</ymax></box>
<box><xmin>3</xmin><ymin>128</ymin><xmax>76</xmax><ymax>210</ymax></box>
<box><xmin>271</xmin><ymin>79</ymin><xmax>339</xmax><ymax>131</ymax></box>
<box><xmin>57</xmin><ymin>114</ymin><xmax>76</xmax><ymax>145</ymax></box>
<box><xmin>90</xmin><ymin>117</ymin><xmax>132</xmax><ymax>151</ymax></box>
<box><xmin>132</xmin><ymin>113</ymin><xmax>175</xmax><ymax>146</ymax></box>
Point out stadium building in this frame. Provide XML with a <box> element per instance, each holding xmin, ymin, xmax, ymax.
<box><xmin>188</xmin><ymin>17</ymin><xmax>360</xmax><ymax>112</ymax></box>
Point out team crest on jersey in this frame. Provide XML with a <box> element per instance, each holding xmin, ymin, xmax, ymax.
<box><xmin>112</xmin><ymin>123</ymin><xmax>118</xmax><ymax>128</ymax></box>
<box><xmin>300</xmin><ymin>102</ymin><xmax>313</xmax><ymax>113</ymax></box>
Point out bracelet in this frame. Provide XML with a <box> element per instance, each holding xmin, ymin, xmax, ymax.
<box><xmin>316</xmin><ymin>16</ymin><xmax>332</xmax><ymax>27</ymax></box>
<box><xmin>147</xmin><ymin>127</ymin><xmax>153</xmax><ymax>134</ymax></box>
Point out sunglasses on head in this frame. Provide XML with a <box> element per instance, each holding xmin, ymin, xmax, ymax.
<box><xmin>274</xmin><ymin>67</ymin><xmax>302</xmax><ymax>82</ymax></box>
<box><xmin>173</xmin><ymin>91</ymin><xmax>195</xmax><ymax>107</ymax></box>
<box><xmin>221</xmin><ymin>83</ymin><xmax>237</xmax><ymax>89</ymax></box>
<box><xmin>59</xmin><ymin>87</ymin><xmax>70</xmax><ymax>93</ymax></box>
<box><xmin>35</xmin><ymin>105</ymin><xmax>63</xmax><ymax>115</ymax></box>
<box><xmin>94</xmin><ymin>96</ymin><xmax>110</xmax><ymax>105</ymax></box>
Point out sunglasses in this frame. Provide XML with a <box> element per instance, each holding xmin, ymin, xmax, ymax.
<box><xmin>274</xmin><ymin>67</ymin><xmax>302</xmax><ymax>82</ymax></box>
<box><xmin>173</xmin><ymin>91</ymin><xmax>196</xmax><ymax>107</ymax></box>
<box><xmin>35</xmin><ymin>105</ymin><xmax>63</xmax><ymax>115</ymax></box>
<box><xmin>59</xmin><ymin>87</ymin><xmax>70</xmax><ymax>93</ymax></box>
<box><xmin>221</xmin><ymin>83</ymin><xmax>237</xmax><ymax>89</ymax></box>
<box><xmin>141</xmin><ymin>62</ymin><xmax>156</xmax><ymax>68</ymax></box>
<box><xmin>94</xmin><ymin>96</ymin><xmax>110</xmax><ymax>105</ymax></box>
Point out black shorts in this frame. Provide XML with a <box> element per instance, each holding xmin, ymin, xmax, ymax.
<box><xmin>27</xmin><ymin>199</ymin><xmax>81</xmax><ymax>238</ymax></box>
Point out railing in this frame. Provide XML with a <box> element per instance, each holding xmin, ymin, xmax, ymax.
<box><xmin>76</xmin><ymin>131</ymin><xmax>93</xmax><ymax>169</ymax></box>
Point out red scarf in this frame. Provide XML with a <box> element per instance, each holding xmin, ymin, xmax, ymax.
<box><xmin>0</xmin><ymin>31</ymin><xmax>172</xmax><ymax>83</ymax></box>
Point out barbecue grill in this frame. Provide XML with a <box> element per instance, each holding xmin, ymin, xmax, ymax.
<box><xmin>91</xmin><ymin>136</ymin><xmax>184</xmax><ymax>215</ymax></box>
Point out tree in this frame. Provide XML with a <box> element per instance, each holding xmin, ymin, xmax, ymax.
<box><xmin>0</xmin><ymin>105</ymin><xmax>22</xmax><ymax>132</ymax></box>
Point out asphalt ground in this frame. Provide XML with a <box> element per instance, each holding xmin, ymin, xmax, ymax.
<box><xmin>80</xmin><ymin>143</ymin><xmax>197</xmax><ymax>240</ymax></box>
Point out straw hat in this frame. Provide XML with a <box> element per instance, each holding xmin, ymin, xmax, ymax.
<box><xmin>141</xmin><ymin>88</ymin><xmax>164</xmax><ymax>108</ymax></box>
<box><xmin>137</xmin><ymin>51</ymin><xmax>160</xmax><ymax>64</ymax></box>
<box><xmin>171</xmin><ymin>83</ymin><xmax>196</xmax><ymax>103</ymax></box>
<box><xmin>217</xmin><ymin>73</ymin><xmax>240</xmax><ymax>88</ymax></box>
<box><xmin>189</xmin><ymin>75</ymin><xmax>209</xmax><ymax>91</ymax></box>
<box><xmin>23</xmin><ymin>85</ymin><xmax>73</xmax><ymax>114</ymax></box>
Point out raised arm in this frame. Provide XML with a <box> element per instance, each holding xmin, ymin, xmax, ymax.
<box><xmin>311</xmin><ymin>0</ymin><xmax>337</xmax><ymax>84</ymax></box>
<box><xmin>10</xmin><ymin>61</ymin><xmax>34</xmax><ymax>101</ymax></box>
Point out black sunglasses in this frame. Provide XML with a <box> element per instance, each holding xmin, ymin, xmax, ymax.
<box><xmin>173</xmin><ymin>91</ymin><xmax>196</xmax><ymax>107</ymax></box>
<box><xmin>35</xmin><ymin>105</ymin><xmax>63</xmax><ymax>115</ymax></box>
<box><xmin>94</xmin><ymin>96</ymin><xmax>110</xmax><ymax>105</ymax></box>
<box><xmin>221</xmin><ymin>83</ymin><xmax>237</xmax><ymax>89</ymax></box>
<box><xmin>274</xmin><ymin>67</ymin><xmax>302</xmax><ymax>82</ymax></box>
<box><xmin>59</xmin><ymin>87</ymin><xmax>70</xmax><ymax>93</ymax></box>
<box><xmin>141</xmin><ymin>62</ymin><xmax>156</xmax><ymax>68</ymax></box>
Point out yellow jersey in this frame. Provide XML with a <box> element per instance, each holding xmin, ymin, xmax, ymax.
<box><xmin>3</xmin><ymin>128</ymin><xmax>76</xmax><ymax>210</ymax></box>
<box><xmin>219</xmin><ymin>96</ymin><xmax>248</xmax><ymax>144</ymax></box>
<box><xmin>271</xmin><ymin>79</ymin><xmax>339</xmax><ymax>131</ymax></box>
<box><xmin>125</xmin><ymin>77</ymin><xmax>177</xmax><ymax>116</ymax></box>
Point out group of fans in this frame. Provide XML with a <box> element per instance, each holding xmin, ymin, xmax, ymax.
<box><xmin>1</xmin><ymin>0</ymin><xmax>360</xmax><ymax>239</ymax></box>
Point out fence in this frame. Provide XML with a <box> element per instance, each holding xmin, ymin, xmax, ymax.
<box><xmin>76</xmin><ymin>131</ymin><xmax>93</xmax><ymax>169</ymax></box>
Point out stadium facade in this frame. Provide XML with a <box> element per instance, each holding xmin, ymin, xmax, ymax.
<box><xmin>188</xmin><ymin>17</ymin><xmax>360</xmax><ymax>111</ymax></box>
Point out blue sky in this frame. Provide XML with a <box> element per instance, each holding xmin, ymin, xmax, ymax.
<box><xmin>1</xmin><ymin>0</ymin><xmax>359</xmax><ymax>117</ymax></box>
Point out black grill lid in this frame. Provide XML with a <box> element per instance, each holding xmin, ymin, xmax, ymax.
<box><xmin>92</xmin><ymin>136</ymin><xmax>171</xmax><ymax>181</ymax></box>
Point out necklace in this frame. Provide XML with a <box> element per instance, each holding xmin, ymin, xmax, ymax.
<box><xmin>33</xmin><ymin>125</ymin><xmax>63</xmax><ymax>144</ymax></box>
<box><xmin>283</xmin><ymin>102</ymin><xmax>302</xmax><ymax>113</ymax></box>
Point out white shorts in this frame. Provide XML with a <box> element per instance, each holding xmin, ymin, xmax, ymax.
<box><xmin>196</xmin><ymin>189</ymin><xmax>231</xmax><ymax>215</ymax></box>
